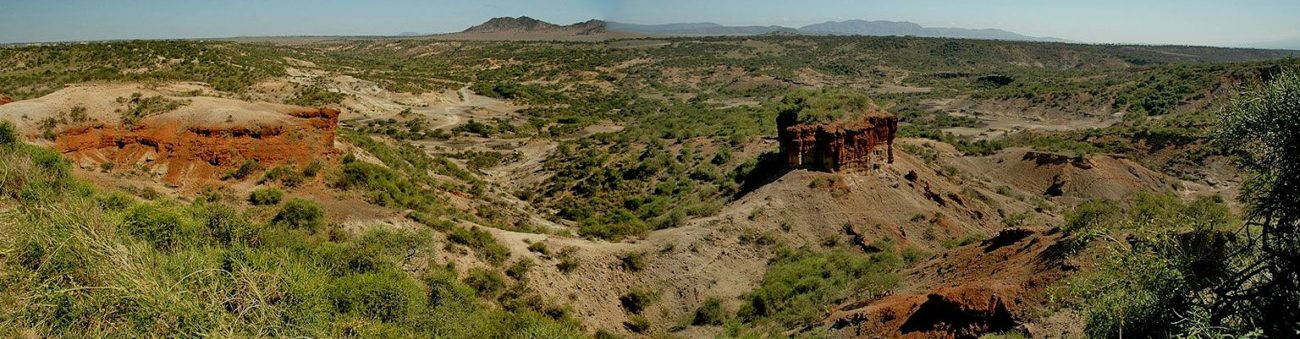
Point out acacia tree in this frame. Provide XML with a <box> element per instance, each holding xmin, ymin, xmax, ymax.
<box><xmin>1213</xmin><ymin>71</ymin><xmax>1300</xmax><ymax>335</ymax></box>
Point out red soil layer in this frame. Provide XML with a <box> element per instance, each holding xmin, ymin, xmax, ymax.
<box><xmin>778</xmin><ymin>111</ymin><xmax>898</xmax><ymax>172</ymax></box>
<box><xmin>55</xmin><ymin>107</ymin><xmax>339</xmax><ymax>185</ymax></box>
<box><xmin>825</xmin><ymin>228</ymin><xmax>1072</xmax><ymax>338</ymax></box>
<box><xmin>0</xmin><ymin>96</ymin><xmax>12</xmax><ymax>106</ymax></box>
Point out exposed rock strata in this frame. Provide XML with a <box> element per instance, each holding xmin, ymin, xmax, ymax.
<box><xmin>0</xmin><ymin>84</ymin><xmax>339</xmax><ymax>187</ymax></box>
<box><xmin>56</xmin><ymin>107</ymin><xmax>338</xmax><ymax>185</ymax></box>
<box><xmin>777</xmin><ymin>110</ymin><xmax>898</xmax><ymax>172</ymax></box>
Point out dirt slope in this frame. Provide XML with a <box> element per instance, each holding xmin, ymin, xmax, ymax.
<box><xmin>955</xmin><ymin>148</ymin><xmax>1180</xmax><ymax>204</ymax></box>
<box><xmin>823</xmin><ymin>227</ymin><xmax>1077</xmax><ymax>338</ymax></box>
<box><xmin>460</xmin><ymin>147</ymin><xmax>1049</xmax><ymax>335</ymax></box>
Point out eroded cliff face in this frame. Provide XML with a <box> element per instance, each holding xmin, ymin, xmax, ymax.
<box><xmin>56</xmin><ymin>107</ymin><xmax>339</xmax><ymax>185</ymax></box>
<box><xmin>0</xmin><ymin>84</ymin><xmax>340</xmax><ymax>187</ymax></box>
<box><xmin>777</xmin><ymin>110</ymin><xmax>898</xmax><ymax>172</ymax></box>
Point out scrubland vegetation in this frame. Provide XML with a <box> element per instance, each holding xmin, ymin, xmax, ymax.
<box><xmin>1046</xmin><ymin>72</ymin><xmax>1300</xmax><ymax>337</ymax></box>
<box><xmin>0</xmin><ymin>121</ymin><xmax>583</xmax><ymax>337</ymax></box>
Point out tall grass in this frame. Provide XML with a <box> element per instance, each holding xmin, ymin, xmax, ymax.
<box><xmin>0</xmin><ymin>139</ymin><xmax>585</xmax><ymax>337</ymax></box>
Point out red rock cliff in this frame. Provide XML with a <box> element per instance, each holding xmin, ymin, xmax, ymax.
<box><xmin>56</xmin><ymin>107</ymin><xmax>339</xmax><ymax>186</ymax></box>
<box><xmin>778</xmin><ymin>110</ymin><xmax>897</xmax><ymax>172</ymax></box>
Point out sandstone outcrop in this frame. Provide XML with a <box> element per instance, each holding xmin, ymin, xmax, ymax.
<box><xmin>777</xmin><ymin>110</ymin><xmax>898</xmax><ymax>172</ymax></box>
<box><xmin>0</xmin><ymin>84</ymin><xmax>340</xmax><ymax>187</ymax></box>
<box><xmin>56</xmin><ymin>107</ymin><xmax>338</xmax><ymax>184</ymax></box>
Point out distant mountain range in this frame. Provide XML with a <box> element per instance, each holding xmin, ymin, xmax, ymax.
<box><xmin>1245</xmin><ymin>37</ymin><xmax>1300</xmax><ymax>51</ymax></box>
<box><xmin>798</xmin><ymin>20</ymin><xmax>1068</xmax><ymax>42</ymax></box>
<box><xmin>606</xmin><ymin>22</ymin><xmax>797</xmax><ymax>36</ymax></box>
<box><xmin>458</xmin><ymin>17</ymin><xmax>1067</xmax><ymax>42</ymax></box>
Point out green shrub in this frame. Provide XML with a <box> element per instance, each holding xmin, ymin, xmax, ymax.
<box><xmin>198</xmin><ymin>202</ymin><xmax>256</xmax><ymax>246</ymax></box>
<box><xmin>693</xmin><ymin>297</ymin><xmax>727</xmax><ymax>326</ymax></box>
<box><xmin>526</xmin><ymin>241</ymin><xmax>550</xmax><ymax>255</ymax></box>
<box><xmin>1060</xmin><ymin>194</ymin><xmax>1240</xmax><ymax>337</ymax></box>
<box><xmin>942</xmin><ymin>233</ymin><xmax>985</xmax><ymax>249</ymax></box>
<box><xmin>329</xmin><ymin>271</ymin><xmax>426</xmax><ymax>322</ymax></box>
<box><xmin>902</xmin><ymin>246</ymin><xmax>930</xmax><ymax>264</ymax></box>
<box><xmin>248</xmin><ymin>187</ymin><xmax>284</xmax><ymax>205</ymax></box>
<box><xmin>223</xmin><ymin>159</ymin><xmax>260</xmax><ymax>180</ymax></box>
<box><xmin>465</xmin><ymin>268</ymin><xmax>507</xmax><ymax>299</ymax></box>
<box><xmin>506</xmin><ymin>259</ymin><xmax>534</xmax><ymax>281</ymax></box>
<box><xmin>261</xmin><ymin>165</ymin><xmax>305</xmax><ymax>187</ymax></box>
<box><xmin>448</xmin><ymin>226</ymin><xmax>509</xmax><ymax>264</ymax></box>
<box><xmin>0</xmin><ymin>120</ymin><xmax>17</xmax><ymax>145</ymax></box>
<box><xmin>618</xmin><ymin>252</ymin><xmax>646</xmax><ymax>272</ymax></box>
<box><xmin>336</xmin><ymin>228</ymin><xmax>436</xmax><ymax>275</ymax></box>
<box><xmin>624</xmin><ymin>315</ymin><xmax>651</xmax><ymax>333</ymax></box>
<box><xmin>303</xmin><ymin>160</ymin><xmax>324</xmax><ymax>177</ymax></box>
<box><xmin>556</xmin><ymin>246</ymin><xmax>580</xmax><ymax>273</ymax></box>
<box><xmin>122</xmin><ymin>202</ymin><xmax>204</xmax><ymax>251</ymax></box>
<box><xmin>1</xmin><ymin>143</ymin><xmax>73</xmax><ymax>200</ymax></box>
<box><xmin>578</xmin><ymin>215</ymin><xmax>648</xmax><ymax>241</ymax></box>
<box><xmin>619</xmin><ymin>287</ymin><xmax>657</xmax><ymax>314</ymax></box>
<box><xmin>273</xmin><ymin>198</ymin><xmax>326</xmax><ymax>232</ymax></box>
<box><xmin>739</xmin><ymin>248</ymin><xmax>902</xmax><ymax>326</ymax></box>
<box><xmin>287</xmin><ymin>85</ymin><xmax>346</xmax><ymax>106</ymax></box>
<box><xmin>121</xmin><ymin>95</ymin><xmax>188</xmax><ymax>125</ymax></box>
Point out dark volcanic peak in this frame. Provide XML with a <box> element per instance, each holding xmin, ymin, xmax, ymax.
<box><xmin>567</xmin><ymin>19</ymin><xmax>608</xmax><ymax>35</ymax></box>
<box><xmin>463</xmin><ymin>17</ymin><xmax>606</xmax><ymax>35</ymax></box>
<box><xmin>463</xmin><ymin>16</ymin><xmax>559</xmax><ymax>33</ymax></box>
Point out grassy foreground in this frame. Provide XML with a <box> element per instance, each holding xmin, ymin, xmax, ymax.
<box><xmin>0</xmin><ymin>124</ymin><xmax>585</xmax><ymax>337</ymax></box>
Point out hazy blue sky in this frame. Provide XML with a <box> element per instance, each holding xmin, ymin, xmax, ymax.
<box><xmin>2</xmin><ymin>0</ymin><xmax>1298</xmax><ymax>47</ymax></box>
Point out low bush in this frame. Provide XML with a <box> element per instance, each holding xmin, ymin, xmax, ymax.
<box><xmin>273</xmin><ymin>198</ymin><xmax>326</xmax><ymax>232</ymax></box>
<box><xmin>122</xmin><ymin>201</ymin><xmax>204</xmax><ymax>251</ymax></box>
<box><xmin>248</xmin><ymin>187</ymin><xmax>284</xmax><ymax>205</ymax></box>
<box><xmin>448</xmin><ymin>226</ymin><xmax>510</xmax><ymax>264</ymax></box>
<box><xmin>624</xmin><ymin>315</ymin><xmax>651</xmax><ymax>333</ymax></box>
<box><xmin>619</xmin><ymin>287</ymin><xmax>657</xmax><ymax>314</ymax></box>
<box><xmin>556</xmin><ymin>246</ymin><xmax>580</xmax><ymax>273</ymax></box>
<box><xmin>739</xmin><ymin>247</ymin><xmax>902</xmax><ymax>327</ymax></box>
<box><xmin>526</xmin><ymin>241</ymin><xmax>550</xmax><ymax>255</ymax></box>
<box><xmin>329</xmin><ymin>270</ymin><xmax>426</xmax><ymax>322</ymax></box>
<box><xmin>506</xmin><ymin>258</ymin><xmax>534</xmax><ymax>280</ymax></box>
<box><xmin>618</xmin><ymin>252</ymin><xmax>646</xmax><ymax>272</ymax></box>
<box><xmin>223</xmin><ymin>159</ymin><xmax>260</xmax><ymax>180</ymax></box>
<box><xmin>465</xmin><ymin>268</ymin><xmax>507</xmax><ymax>299</ymax></box>
<box><xmin>0</xmin><ymin>120</ymin><xmax>17</xmax><ymax>145</ymax></box>
<box><xmin>693</xmin><ymin>297</ymin><xmax>727</xmax><ymax>326</ymax></box>
<box><xmin>261</xmin><ymin>165</ymin><xmax>305</xmax><ymax>187</ymax></box>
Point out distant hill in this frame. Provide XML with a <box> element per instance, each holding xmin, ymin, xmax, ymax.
<box><xmin>462</xmin><ymin>16</ymin><xmax>606</xmax><ymax>35</ymax></box>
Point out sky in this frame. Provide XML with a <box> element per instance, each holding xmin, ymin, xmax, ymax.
<box><xmin>2</xmin><ymin>0</ymin><xmax>1298</xmax><ymax>48</ymax></box>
